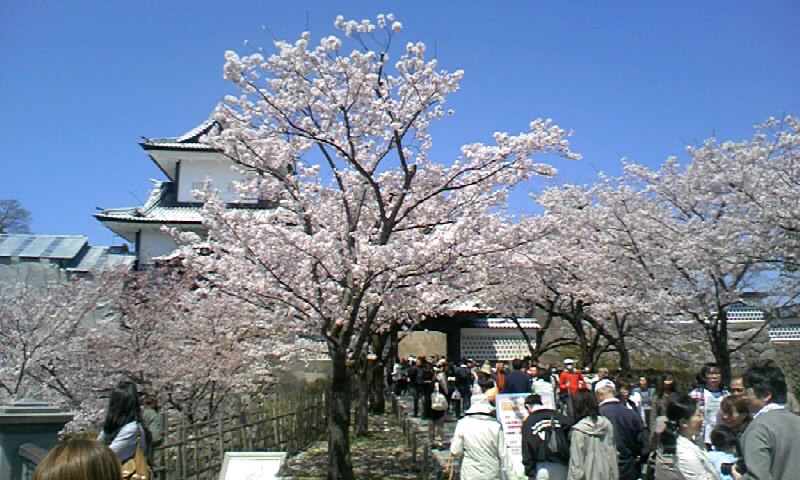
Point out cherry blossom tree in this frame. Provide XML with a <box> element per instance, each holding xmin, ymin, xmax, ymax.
<box><xmin>621</xmin><ymin>117</ymin><xmax>799</xmax><ymax>384</ymax></box>
<box><xmin>0</xmin><ymin>265</ymin><xmax>116</xmax><ymax>408</ymax></box>
<box><xmin>177</xmin><ymin>14</ymin><xmax>579</xmax><ymax>479</ymax></box>
<box><xmin>88</xmin><ymin>268</ymin><xmax>292</xmax><ymax>422</ymax></box>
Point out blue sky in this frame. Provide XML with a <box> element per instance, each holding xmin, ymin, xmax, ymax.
<box><xmin>1</xmin><ymin>1</ymin><xmax>798</xmax><ymax>246</ymax></box>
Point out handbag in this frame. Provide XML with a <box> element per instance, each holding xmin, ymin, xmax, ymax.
<box><xmin>451</xmin><ymin>389</ymin><xmax>461</xmax><ymax>401</ymax></box>
<box><xmin>432</xmin><ymin>383</ymin><xmax>448</xmax><ymax>411</ymax></box>
<box><xmin>443</xmin><ymin>453</ymin><xmax>456</xmax><ymax>480</ymax></box>
<box><xmin>120</xmin><ymin>427</ymin><xmax>152</xmax><ymax>480</ymax></box>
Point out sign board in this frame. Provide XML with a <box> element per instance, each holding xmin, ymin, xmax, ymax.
<box><xmin>219</xmin><ymin>452</ymin><xmax>287</xmax><ymax>480</ymax></box>
<box><xmin>494</xmin><ymin>391</ymin><xmax>556</xmax><ymax>479</ymax></box>
<box><xmin>494</xmin><ymin>393</ymin><xmax>528</xmax><ymax>479</ymax></box>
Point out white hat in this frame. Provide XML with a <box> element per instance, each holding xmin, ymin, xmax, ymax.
<box><xmin>594</xmin><ymin>378</ymin><xmax>616</xmax><ymax>393</ymax></box>
<box><xmin>563</xmin><ymin>358</ymin><xmax>576</xmax><ymax>365</ymax></box>
<box><xmin>465</xmin><ymin>394</ymin><xmax>495</xmax><ymax>415</ymax></box>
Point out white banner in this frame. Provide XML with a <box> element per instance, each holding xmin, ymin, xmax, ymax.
<box><xmin>495</xmin><ymin>391</ymin><xmax>556</xmax><ymax>479</ymax></box>
<box><xmin>495</xmin><ymin>393</ymin><xmax>528</xmax><ymax>479</ymax></box>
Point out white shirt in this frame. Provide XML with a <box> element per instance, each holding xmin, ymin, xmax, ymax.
<box><xmin>675</xmin><ymin>435</ymin><xmax>717</xmax><ymax>480</ymax></box>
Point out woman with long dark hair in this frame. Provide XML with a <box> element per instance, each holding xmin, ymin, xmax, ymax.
<box><xmin>567</xmin><ymin>390</ymin><xmax>618</xmax><ymax>480</ymax></box>
<box><xmin>649</xmin><ymin>374</ymin><xmax>677</xmax><ymax>435</ymax></box>
<box><xmin>97</xmin><ymin>381</ymin><xmax>153</xmax><ymax>464</ymax></box>
<box><xmin>660</xmin><ymin>395</ymin><xmax>716</xmax><ymax>480</ymax></box>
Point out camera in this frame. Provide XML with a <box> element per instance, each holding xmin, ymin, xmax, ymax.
<box><xmin>720</xmin><ymin>459</ymin><xmax>747</xmax><ymax>476</ymax></box>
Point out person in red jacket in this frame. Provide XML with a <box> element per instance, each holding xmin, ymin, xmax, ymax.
<box><xmin>559</xmin><ymin>359</ymin><xmax>586</xmax><ymax>396</ymax></box>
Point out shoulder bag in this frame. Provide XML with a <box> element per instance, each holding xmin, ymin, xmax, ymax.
<box><xmin>120</xmin><ymin>425</ymin><xmax>152</xmax><ymax>480</ymax></box>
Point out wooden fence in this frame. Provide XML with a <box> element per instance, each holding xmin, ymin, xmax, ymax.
<box><xmin>151</xmin><ymin>382</ymin><xmax>328</xmax><ymax>480</ymax></box>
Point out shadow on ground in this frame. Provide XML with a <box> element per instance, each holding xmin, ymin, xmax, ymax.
<box><xmin>282</xmin><ymin>414</ymin><xmax>420</xmax><ymax>479</ymax></box>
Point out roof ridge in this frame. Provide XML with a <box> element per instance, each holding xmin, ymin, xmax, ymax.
<box><xmin>142</xmin><ymin>116</ymin><xmax>217</xmax><ymax>145</ymax></box>
<box><xmin>0</xmin><ymin>233</ymin><xmax>87</xmax><ymax>239</ymax></box>
<box><xmin>139</xmin><ymin>181</ymin><xmax>171</xmax><ymax>215</ymax></box>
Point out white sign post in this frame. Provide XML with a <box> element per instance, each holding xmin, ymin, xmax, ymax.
<box><xmin>219</xmin><ymin>452</ymin><xmax>287</xmax><ymax>480</ymax></box>
<box><xmin>494</xmin><ymin>393</ymin><xmax>528</xmax><ymax>479</ymax></box>
<box><xmin>494</xmin><ymin>391</ymin><xmax>556</xmax><ymax>479</ymax></box>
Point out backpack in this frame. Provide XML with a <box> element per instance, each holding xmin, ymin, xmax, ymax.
<box><xmin>455</xmin><ymin>366</ymin><xmax>471</xmax><ymax>386</ymax></box>
<box><xmin>537</xmin><ymin>413</ymin><xmax>570</xmax><ymax>463</ymax></box>
<box><xmin>432</xmin><ymin>384</ymin><xmax>448</xmax><ymax>411</ymax></box>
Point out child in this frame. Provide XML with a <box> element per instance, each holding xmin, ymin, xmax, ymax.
<box><xmin>707</xmin><ymin>425</ymin><xmax>738</xmax><ymax>480</ymax></box>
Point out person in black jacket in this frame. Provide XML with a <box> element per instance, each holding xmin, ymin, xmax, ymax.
<box><xmin>454</xmin><ymin>358</ymin><xmax>473</xmax><ymax>416</ymax></box>
<box><xmin>408</xmin><ymin>357</ymin><xmax>425</xmax><ymax>417</ymax></box>
<box><xmin>596</xmin><ymin>384</ymin><xmax>647</xmax><ymax>480</ymax></box>
<box><xmin>502</xmin><ymin>358</ymin><xmax>531</xmax><ymax>394</ymax></box>
<box><xmin>422</xmin><ymin>361</ymin><xmax>435</xmax><ymax>418</ymax></box>
<box><xmin>521</xmin><ymin>394</ymin><xmax>571</xmax><ymax>480</ymax></box>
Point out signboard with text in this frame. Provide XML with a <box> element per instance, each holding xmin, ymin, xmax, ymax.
<box><xmin>495</xmin><ymin>391</ymin><xmax>556</xmax><ymax>479</ymax></box>
<box><xmin>495</xmin><ymin>393</ymin><xmax>528</xmax><ymax>479</ymax></box>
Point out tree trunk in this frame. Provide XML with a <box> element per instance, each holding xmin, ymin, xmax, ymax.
<box><xmin>373</xmin><ymin>332</ymin><xmax>394</xmax><ymax>414</ymax></box>
<box><xmin>511</xmin><ymin>315</ymin><xmax>537</xmax><ymax>359</ymax></box>
<box><xmin>327</xmin><ymin>351</ymin><xmax>354</xmax><ymax>480</ymax></box>
<box><xmin>354</xmin><ymin>361</ymin><xmax>369</xmax><ymax>437</ymax></box>
<box><xmin>710</xmin><ymin>310</ymin><xmax>732</xmax><ymax>387</ymax></box>
<box><xmin>617</xmin><ymin>335</ymin><xmax>632</xmax><ymax>374</ymax></box>
<box><xmin>369</xmin><ymin>358</ymin><xmax>385</xmax><ymax>414</ymax></box>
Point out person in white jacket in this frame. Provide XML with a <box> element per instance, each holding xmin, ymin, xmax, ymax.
<box><xmin>660</xmin><ymin>394</ymin><xmax>717</xmax><ymax>480</ymax></box>
<box><xmin>449</xmin><ymin>394</ymin><xmax>515</xmax><ymax>480</ymax></box>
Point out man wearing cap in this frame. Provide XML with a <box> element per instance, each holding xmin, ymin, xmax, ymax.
<box><xmin>593</xmin><ymin>367</ymin><xmax>615</xmax><ymax>392</ymax></box>
<box><xmin>450</xmin><ymin>394</ymin><xmax>516</xmax><ymax>479</ymax></box>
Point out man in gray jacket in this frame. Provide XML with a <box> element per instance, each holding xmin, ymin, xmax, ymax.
<box><xmin>733</xmin><ymin>362</ymin><xmax>800</xmax><ymax>480</ymax></box>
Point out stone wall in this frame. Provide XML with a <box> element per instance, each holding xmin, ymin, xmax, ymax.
<box><xmin>398</xmin><ymin>331</ymin><xmax>447</xmax><ymax>359</ymax></box>
<box><xmin>774</xmin><ymin>342</ymin><xmax>800</xmax><ymax>401</ymax></box>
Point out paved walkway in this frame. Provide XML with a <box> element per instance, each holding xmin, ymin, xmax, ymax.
<box><xmin>393</xmin><ymin>393</ymin><xmax>462</xmax><ymax>476</ymax></box>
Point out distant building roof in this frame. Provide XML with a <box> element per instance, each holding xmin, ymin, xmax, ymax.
<box><xmin>139</xmin><ymin>118</ymin><xmax>218</xmax><ymax>152</ymax></box>
<box><xmin>472</xmin><ymin>317</ymin><xmax>540</xmax><ymax>329</ymax></box>
<box><xmin>67</xmin><ymin>246</ymin><xmax>135</xmax><ymax>272</ymax></box>
<box><xmin>94</xmin><ymin>181</ymin><xmax>205</xmax><ymax>225</ymax></box>
<box><xmin>444</xmin><ymin>299</ymin><xmax>494</xmax><ymax>314</ymax></box>
<box><xmin>95</xmin><ymin>180</ymin><xmax>281</xmax><ymax>245</ymax></box>
<box><xmin>0</xmin><ymin>234</ymin><xmax>87</xmax><ymax>259</ymax></box>
<box><xmin>0</xmin><ymin>234</ymin><xmax>134</xmax><ymax>273</ymax></box>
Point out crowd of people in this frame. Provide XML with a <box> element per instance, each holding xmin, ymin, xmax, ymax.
<box><xmin>30</xmin><ymin>356</ymin><xmax>800</xmax><ymax>480</ymax></box>
<box><xmin>392</xmin><ymin>356</ymin><xmax>800</xmax><ymax>480</ymax></box>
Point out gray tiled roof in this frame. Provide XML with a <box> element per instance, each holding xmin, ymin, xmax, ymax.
<box><xmin>0</xmin><ymin>234</ymin><xmax>87</xmax><ymax>259</ymax></box>
<box><xmin>140</xmin><ymin>118</ymin><xmax>218</xmax><ymax>150</ymax></box>
<box><xmin>473</xmin><ymin>317</ymin><xmax>540</xmax><ymax>329</ymax></box>
<box><xmin>94</xmin><ymin>181</ymin><xmax>204</xmax><ymax>224</ymax></box>
<box><xmin>68</xmin><ymin>246</ymin><xmax>135</xmax><ymax>272</ymax></box>
<box><xmin>94</xmin><ymin>180</ymin><xmax>277</xmax><ymax>225</ymax></box>
<box><xmin>0</xmin><ymin>234</ymin><xmax>135</xmax><ymax>272</ymax></box>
